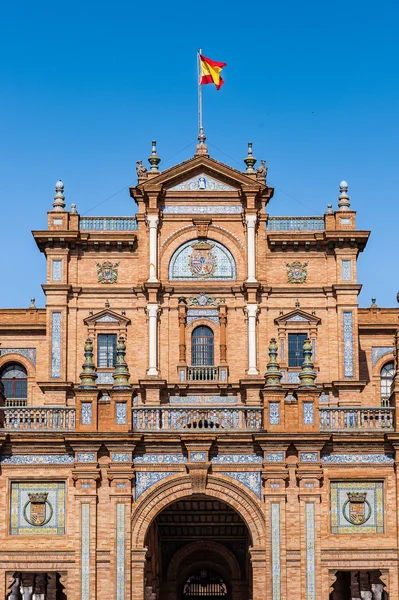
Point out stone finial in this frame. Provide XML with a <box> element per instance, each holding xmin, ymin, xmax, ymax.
<box><xmin>105</xmin><ymin>299</ymin><xmax>110</xmax><ymax>308</ymax></box>
<box><xmin>244</xmin><ymin>142</ymin><xmax>257</xmax><ymax>173</ymax></box>
<box><xmin>338</xmin><ymin>180</ymin><xmax>350</xmax><ymax>211</ymax></box>
<box><xmin>295</xmin><ymin>299</ymin><xmax>300</xmax><ymax>308</ymax></box>
<box><xmin>195</xmin><ymin>128</ymin><xmax>209</xmax><ymax>156</ymax></box>
<box><xmin>264</xmin><ymin>338</ymin><xmax>283</xmax><ymax>388</ymax></box>
<box><xmin>29</xmin><ymin>298</ymin><xmax>36</xmax><ymax>309</ymax></box>
<box><xmin>326</xmin><ymin>204</ymin><xmax>333</xmax><ymax>214</ymax></box>
<box><xmin>70</xmin><ymin>203</ymin><xmax>77</xmax><ymax>214</ymax></box>
<box><xmin>298</xmin><ymin>338</ymin><xmax>317</xmax><ymax>388</ymax></box>
<box><xmin>148</xmin><ymin>140</ymin><xmax>161</xmax><ymax>173</ymax></box>
<box><xmin>370</xmin><ymin>298</ymin><xmax>378</xmax><ymax>308</ymax></box>
<box><xmin>52</xmin><ymin>180</ymin><xmax>66</xmax><ymax>212</ymax></box>
<box><xmin>112</xmin><ymin>336</ymin><xmax>131</xmax><ymax>389</ymax></box>
<box><xmin>79</xmin><ymin>338</ymin><xmax>98</xmax><ymax>388</ymax></box>
<box><xmin>256</xmin><ymin>159</ymin><xmax>267</xmax><ymax>183</ymax></box>
<box><xmin>136</xmin><ymin>160</ymin><xmax>148</xmax><ymax>181</ymax></box>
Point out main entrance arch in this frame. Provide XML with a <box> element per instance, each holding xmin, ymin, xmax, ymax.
<box><xmin>131</xmin><ymin>474</ymin><xmax>266</xmax><ymax>600</ymax></box>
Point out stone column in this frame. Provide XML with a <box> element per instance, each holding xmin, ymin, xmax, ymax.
<box><xmin>147</xmin><ymin>304</ymin><xmax>160</xmax><ymax>376</ymax></box>
<box><xmin>147</xmin><ymin>215</ymin><xmax>159</xmax><ymax>282</ymax></box>
<box><xmin>246</xmin><ymin>304</ymin><xmax>259</xmax><ymax>375</ymax></box>
<box><xmin>245</xmin><ymin>214</ymin><xmax>257</xmax><ymax>282</ymax></box>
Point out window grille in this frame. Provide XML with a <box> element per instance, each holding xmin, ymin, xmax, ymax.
<box><xmin>1</xmin><ymin>363</ymin><xmax>28</xmax><ymax>400</ymax></box>
<box><xmin>380</xmin><ymin>362</ymin><xmax>394</xmax><ymax>405</ymax></box>
<box><xmin>288</xmin><ymin>333</ymin><xmax>307</xmax><ymax>367</ymax></box>
<box><xmin>192</xmin><ymin>326</ymin><xmax>214</xmax><ymax>366</ymax></box>
<box><xmin>97</xmin><ymin>334</ymin><xmax>117</xmax><ymax>367</ymax></box>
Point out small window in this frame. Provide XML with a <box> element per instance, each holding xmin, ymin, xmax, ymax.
<box><xmin>288</xmin><ymin>333</ymin><xmax>307</xmax><ymax>367</ymax></box>
<box><xmin>192</xmin><ymin>326</ymin><xmax>214</xmax><ymax>366</ymax></box>
<box><xmin>380</xmin><ymin>362</ymin><xmax>394</xmax><ymax>404</ymax></box>
<box><xmin>97</xmin><ymin>334</ymin><xmax>117</xmax><ymax>367</ymax></box>
<box><xmin>1</xmin><ymin>363</ymin><xmax>28</xmax><ymax>399</ymax></box>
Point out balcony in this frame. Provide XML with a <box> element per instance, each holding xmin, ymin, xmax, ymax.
<box><xmin>267</xmin><ymin>216</ymin><xmax>325</xmax><ymax>231</ymax></box>
<box><xmin>180</xmin><ymin>366</ymin><xmax>228</xmax><ymax>383</ymax></box>
<box><xmin>132</xmin><ymin>406</ymin><xmax>262</xmax><ymax>431</ymax></box>
<box><xmin>79</xmin><ymin>217</ymin><xmax>138</xmax><ymax>231</ymax></box>
<box><xmin>319</xmin><ymin>407</ymin><xmax>395</xmax><ymax>431</ymax></box>
<box><xmin>0</xmin><ymin>407</ymin><xmax>76</xmax><ymax>431</ymax></box>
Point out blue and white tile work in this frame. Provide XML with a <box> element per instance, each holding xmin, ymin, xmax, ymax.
<box><xmin>81</xmin><ymin>403</ymin><xmax>92</xmax><ymax>425</ymax></box>
<box><xmin>269</xmin><ymin>402</ymin><xmax>280</xmax><ymax>425</ymax></box>
<box><xmin>168</xmin><ymin>239</ymin><xmax>236</xmax><ymax>281</ymax></box>
<box><xmin>331</xmin><ymin>481</ymin><xmax>384</xmax><ymax>534</ymax></box>
<box><xmin>371</xmin><ymin>346</ymin><xmax>394</xmax><ymax>366</ymax></box>
<box><xmin>266</xmin><ymin>452</ymin><xmax>285</xmax><ymax>463</ymax></box>
<box><xmin>169</xmin><ymin>395</ymin><xmax>237</xmax><ymax>404</ymax></box>
<box><xmin>300</xmin><ymin>453</ymin><xmax>318</xmax><ymax>463</ymax></box>
<box><xmin>341</xmin><ymin>260</ymin><xmax>352</xmax><ymax>281</ymax></box>
<box><xmin>0</xmin><ymin>454</ymin><xmax>74</xmax><ymax>465</ymax></box>
<box><xmin>162</xmin><ymin>204</ymin><xmax>242</xmax><ymax>214</ymax></box>
<box><xmin>133</xmin><ymin>454</ymin><xmax>186</xmax><ymax>464</ymax></box>
<box><xmin>116</xmin><ymin>403</ymin><xmax>127</xmax><ymax>425</ymax></box>
<box><xmin>81</xmin><ymin>503</ymin><xmax>90</xmax><ymax>600</ymax></box>
<box><xmin>167</xmin><ymin>174</ymin><xmax>236</xmax><ymax>192</ymax></box>
<box><xmin>220</xmin><ymin>472</ymin><xmax>262</xmax><ymax>498</ymax></box>
<box><xmin>303</xmin><ymin>402</ymin><xmax>314</xmax><ymax>425</ymax></box>
<box><xmin>135</xmin><ymin>472</ymin><xmax>174</xmax><ymax>500</ymax></box>
<box><xmin>51</xmin><ymin>312</ymin><xmax>62</xmax><ymax>378</ymax></box>
<box><xmin>305</xmin><ymin>503</ymin><xmax>316</xmax><ymax>600</ymax></box>
<box><xmin>77</xmin><ymin>453</ymin><xmax>96</xmax><ymax>463</ymax></box>
<box><xmin>321</xmin><ymin>454</ymin><xmax>394</xmax><ymax>464</ymax></box>
<box><xmin>212</xmin><ymin>454</ymin><xmax>263</xmax><ymax>464</ymax></box>
<box><xmin>271</xmin><ymin>503</ymin><xmax>281</xmax><ymax>600</ymax></box>
<box><xmin>343</xmin><ymin>311</ymin><xmax>354</xmax><ymax>378</ymax></box>
<box><xmin>116</xmin><ymin>503</ymin><xmax>125</xmax><ymax>600</ymax></box>
<box><xmin>52</xmin><ymin>259</ymin><xmax>62</xmax><ymax>282</ymax></box>
<box><xmin>10</xmin><ymin>482</ymin><xmax>66</xmax><ymax>535</ymax></box>
<box><xmin>0</xmin><ymin>348</ymin><xmax>36</xmax><ymax>366</ymax></box>
<box><xmin>186</xmin><ymin>308</ymin><xmax>219</xmax><ymax>325</ymax></box>
<box><xmin>111</xmin><ymin>453</ymin><xmax>131</xmax><ymax>463</ymax></box>
<box><xmin>190</xmin><ymin>452</ymin><xmax>207</xmax><ymax>462</ymax></box>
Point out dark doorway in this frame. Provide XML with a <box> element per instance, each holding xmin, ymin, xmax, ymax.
<box><xmin>182</xmin><ymin>569</ymin><xmax>228</xmax><ymax>599</ymax></box>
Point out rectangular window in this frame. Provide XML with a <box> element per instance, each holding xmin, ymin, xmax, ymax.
<box><xmin>97</xmin><ymin>334</ymin><xmax>117</xmax><ymax>367</ymax></box>
<box><xmin>288</xmin><ymin>333</ymin><xmax>307</xmax><ymax>367</ymax></box>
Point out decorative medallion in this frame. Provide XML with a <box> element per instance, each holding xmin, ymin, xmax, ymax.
<box><xmin>187</xmin><ymin>293</ymin><xmax>221</xmax><ymax>306</ymax></box>
<box><xmin>286</xmin><ymin>261</ymin><xmax>308</xmax><ymax>284</ymax></box>
<box><xmin>168</xmin><ymin>174</ymin><xmax>236</xmax><ymax>192</ymax></box>
<box><xmin>24</xmin><ymin>493</ymin><xmax>53</xmax><ymax>527</ymax></box>
<box><xmin>189</xmin><ymin>241</ymin><xmax>217</xmax><ymax>279</ymax></box>
<box><xmin>343</xmin><ymin>492</ymin><xmax>371</xmax><ymax>525</ymax></box>
<box><xmin>96</xmin><ymin>261</ymin><xmax>119</xmax><ymax>284</ymax></box>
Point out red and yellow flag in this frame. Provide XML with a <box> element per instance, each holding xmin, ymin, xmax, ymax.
<box><xmin>200</xmin><ymin>54</ymin><xmax>227</xmax><ymax>90</ymax></box>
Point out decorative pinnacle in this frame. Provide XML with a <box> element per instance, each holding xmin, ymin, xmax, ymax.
<box><xmin>244</xmin><ymin>142</ymin><xmax>257</xmax><ymax>173</ymax></box>
<box><xmin>29</xmin><ymin>297</ymin><xmax>36</xmax><ymax>309</ymax></box>
<box><xmin>112</xmin><ymin>335</ymin><xmax>131</xmax><ymax>389</ymax></box>
<box><xmin>370</xmin><ymin>297</ymin><xmax>378</xmax><ymax>308</ymax></box>
<box><xmin>52</xmin><ymin>179</ymin><xmax>66</xmax><ymax>212</ymax></box>
<box><xmin>298</xmin><ymin>338</ymin><xmax>317</xmax><ymax>389</ymax></box>
<box><xmin>70</xmin><ymin>203</ymin><xmax>77</xmax><ymax>214</ymax></box>
<box><xmin>326</xmin><ymin>203</ymin><xmax>333</xmax><ymax>214</ymax></box>
<box><xmin>338</xmin><ymin>180</ymin><xmax>350</xmax><ymax>211</ymax></box>
<box><xmin>148</xmin><ymin>140</ymin><xmax>161</xmax><ymax>173</ymax></box>
<box><xmin>195</xmin><ymin>128</ymin><xmax>209</xmax><ymax>156</ymax></box>
<box><xmin>79</xmin><ymin>338</ymin><xmax>98</xmax><ymax>389</ymax></box>
<box><xmin>264</xmin><ymin>338</ymin><xmax>283</xmax><ymax>388</ymax></box>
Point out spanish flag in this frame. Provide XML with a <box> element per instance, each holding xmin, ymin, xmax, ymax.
<box><xmin>200</xmin><ymin>54</ymin><xmax>227</xmax><ymax>90</ymax></box>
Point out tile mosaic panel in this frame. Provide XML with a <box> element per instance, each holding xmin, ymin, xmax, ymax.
<box><xmin>81</xmin><ymin>503</ymin><xmax>90</xmax><ymax>600</ymax></box>
<box><xmin>51</xmin><ymin>312</ymin><xmax>62</xmax><ymax>378</ymax></box>
<box><xmin>271</xmin><ymin>503</ymin><xmax>281</xmax><ymax>600</ymax></box>
<box><xmin>186</xmin><ymin>308</ymin><xmax>219</xmax><ymax>325</ymax></box>
<box><xmin>343</xmin><ymin>311</ymin><xmax>354</xmax><ymax>378</ymax></box>
<box><xmin>169</xmin><ymin>239</ymin><xmax>236</xmax><ymax>281</ymax></box>
<box><xmin>116</xmin><ymin>403</ymin><xmax>127</xmax><ymax>425</ymax></box>
<box><xmin>162</xmin><ymin>204</ymin><xmax>242</xmax><ymax>213</ymax></box>
<box><xmin>10</xmin><ymin>482</ymin><xmax>66</xmax><ymax>535</ymax></box>
<box><xmin>167</xmin><ymin>174</ymin><xmax>236</xmax><ymax>192</ymax></box>
<box><xmin>169</xmin><ymin>395</ymin><xmax>237</xmax><ymax>404</ymax></box>
<box><xmin>212</xmin><ymin>454</ymin><xmax>263</xmax><ymax>464</ymax></box>
<box><xmin>97</xmin><ymin>372</ymin><xmax>114</xmax><ymax>384</ymax></box>
<box><xmin>112</xmin><ymin>453</ymin><xmax>131</xmax><ymax>463</ymax></box>
<box><xmin>330</xmin><ymin>481</ymin><xmax>384</xmax><ymax>534</ymax></box>
<box><xmin>220</xmin><ymin>472</ymin><xmax>262</xmax><ymax>498</ymax></box>
<box><xmin>303</xmin><ymin>402</ymin><xmax>314</xmax><ymax>425</ymax></box>
<box><xmin>0</xmin><ymin>348</ymin><xmax>36</xmax><ymax>366</ymax></box>
<box><xmin>135</xmin><ymin>472</ymin><xmax>174</xmax><ymax>500</ymax></box>
<box><xmin>116</xmin><ymin>503</ymin><xmax>125</xmax><ymax>600</ymax></box>
<box><xmin>81</xmin><ymin>403</ymin><xmax>92</xmax><ymax>425</ymax></box>
<box><xmin>266</xmin><ymin>452</ymin><xmax>285</xmax><ymax>463</ymax></box>
<box><xmin>300</xmin><ymin>452</ymin><xmax>318</xmax><ymax>463</ymax></box>
<box><xmin>52</xmin><ymin>259</ymin><xmax>62</xmax><ymax>282</ymax></box>
<box><xmin>133</xmin><ymin>454</ymin><xmax>186</xmax><ymax>464</ymax></box>
<box><xmin>77</xmin><ymin>453</ymin><xmax>96</xmax><ymax>463</ymax></box>
<box><xmin>1</xmin><ymin>454</ymin><xmax>74</xmax><ymax>465</ymax></box>
<box><xmin>191</xmin><ymin>452</ymin><xmax>207</xmax><ymax>462</ymax></box>
<box><xmin>322</xmin><ymin>454</ymin><xmax>394</xmax><ymax>464</ymax></box>
<box><xmin>371</xmin><ymin>346</ymin><xmax>394</xmax><ymax>367</ymax></box>
<box><xmin>341</xmin><ymin>260</ymin><xmax>352</xmax><ymax>281</ymax></box>
<box><xmin>287</xmin><ymin>371</ymin><xmax>300</xmax><ymax>384</ymax></box>
<box><xmin>269</xmin><ymin>402</ymin><xmax>280</xmax><ymax>425</ymax></box>
<box><xmin>306</xmin><ymin>503</ymin><xmax>316</xmax><ymax>600</ymax></box>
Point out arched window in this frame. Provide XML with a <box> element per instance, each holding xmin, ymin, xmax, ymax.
<box><xmin>380</xmin><ymin>362</ymin><xmax>394</xmax><ymax>406</ymax></box>
<box><xmin>1</xmin><ymin>363</ymin><xmax>28</xmax><ymax>406</ymax></box>
<box><xmin>192</xmin><ymin>326</ymin><xmax>214</xmax><ymax>366</ymax></box>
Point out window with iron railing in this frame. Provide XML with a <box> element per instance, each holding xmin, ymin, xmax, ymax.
<box><xmin>288</xmin><ymin>333</ymin><xmax>307</xmax><ymax>367</ymax></box>
<box><xmin>97</xmin><ymin>334</ymin><xmax>117</xmax><ymax>368</ymax></box>
<box><xmin>380</xmin><ymin>362</ymin><xmax>394</xmax><ymax>406</ymax></box>
<box><xmin>192</xmin><ymin>326</ymin><xmax>214</xmax><ymax>366</ymax></box>
<box><xmin>1</xmin><ymin>363</ymin><xmax>28</xmax><ymax>406</ymax></box>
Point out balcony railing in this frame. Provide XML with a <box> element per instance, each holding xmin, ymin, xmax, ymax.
<box><xmin>319</xmin><ymin>407</ymin><xmax>395</xmax><ymax>431</ymax></box>
<box><xmin>80</xmin><ymin>217</ymin><xmax>138</xmax><ymax>231</ymax></box>
<box><xmin>132</xmin><ymin>406</ymin><xmax>262</xmax><ymax>431</ymax></box>
<box><xmin>267</xmin><ymin>216</ymin><xmax>325</xmax><ymax>231</ymax></box>
<box><xmin>5</xmin><ymin>398</ymin><xmax>27</xmax><ymax>408</ymax></box>
<box><xmin>0</xmin><ymin>407</ymin><xmax>76</xmax><ymax>431</ymax></box>
<box><xmin>187</xmin><ymin>366</ymin><xmax>220</xmax><ymax>381</ymax></box>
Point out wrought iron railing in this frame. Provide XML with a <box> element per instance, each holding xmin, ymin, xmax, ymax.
<box><xmin>187</xmin><ymin>366</ymin><xmax>220</xmax><ymax>381</ymax></box>
<box><xmin>0</xmin><ymin>407</ymin><xmax>76</xmax><ymax>430</ymax></box>
<box><xmin>319</xmin><ymin>407</ymin><xmax>394</xmax><ymax>431</ymax></box>
<box><xmin>132</xmin><ymin>406</ymin><xmax>262</xmax><ymax>431</ymax></box>
<box><xmin>79</xmin><ymin>217</ymin><xmax>138</xmax><ymax>231</ymax></box>
<box><xmin>267</xmin><ymin>217</ymin><xmax>325</xmax><ymax>231</ymax></box>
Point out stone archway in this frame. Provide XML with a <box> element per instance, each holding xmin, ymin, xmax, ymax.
<box><xmin>131</xmin><ymin>474</ymin><xmax>266</xmax><ymax>600</ymax></box>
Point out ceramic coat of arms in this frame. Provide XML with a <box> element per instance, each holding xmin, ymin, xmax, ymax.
<box><xmin>24</xmin><ymin>492</ymin><xmax>53</xmax><ymax>526</ymax></box>
<box><xmin>286</xmin><ymin>261</ymin><xmax>308</xmax><ymax>283</ymax></box>
<box><xmin>189</xmin><ymin>241</ymin><xmax>217</xmax><ymax>279</ymax></box>
<box><xmin>97</xmin><ymin>261</ymin><xmax>119</xmax><ymax>284</ymax></box>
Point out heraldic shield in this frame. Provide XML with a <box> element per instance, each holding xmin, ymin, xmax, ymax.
<box><xmin>343</xmin><ymin>492</ymin><xmax>371</xmax><ymax>525</ymax></box>
<box><xmin>189</xmin><ymin>241</ymin><xmax>217</xmax><ymax>279</ymax></box>
<box><xmin>286</xmin><ymin>261</ymin><xmax>308</xmax><ymax>284</ymax></box>
<box><xmin>24</xmin><ymin>492</ymin><xmax>53</xmax><ymax>527</ymax></box>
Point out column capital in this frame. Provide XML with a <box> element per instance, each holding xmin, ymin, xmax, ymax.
<box><xmin>245</xmin><ymin>303</ymin><xmax>259</xmax><ymax>319</ymax></box>
<box><xmin>146</xmin><ymin>214</ymin><xmax>159</xmax><ymax>228</ymax></box>
<box><xmin>146</xmin><ymin>303</ymin><xmax>160</xmax><ymax>318</ymax></box>
<box><xmin>245</xmin><ymin>213</ymin><xmax>258</xmax><ymax>228</ymax></box>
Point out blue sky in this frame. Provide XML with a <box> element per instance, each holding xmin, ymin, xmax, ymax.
<box><xmin>1</xmin><ymin>0</ymin><xmax>398</xmax><ymax>308</ymax></box>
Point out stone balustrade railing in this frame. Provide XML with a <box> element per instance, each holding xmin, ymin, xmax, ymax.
<box><xmin>0</xmin><ymin>407</ymin><xmax>76</xmax><ymax>431</ymax></box>
<box><xmin>319</xmin><ymin>407</ymin><xmax>395</xmax><ymax>431</ymax></box>
<box><xmin>267</xmin><ymin>216</ymin><xmax>325</xmax><ymax>231</ymax></box>
<box><xmin>132</xmin><ymin>406</ymin><xmax>262</xmax><ymax>431</ymax></box>
<box><xmin>79</xmin><ymin>217</ymin><xmax>138</xmax><ymax>231</ymax></box>
<box><xmin>187</xmin><ymin>366</ymin><xmax>220</xmax><ymax>382</ymax></box>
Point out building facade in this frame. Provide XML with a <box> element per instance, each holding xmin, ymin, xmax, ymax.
<box><xmin>0</xmin><ymin>138</ymin><xmax>398</xmax><ymax>600</ymax></box>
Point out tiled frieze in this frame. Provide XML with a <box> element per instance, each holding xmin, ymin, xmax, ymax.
<box><xmin>186</xmin><ymin>308</ymin><xmax>219</xmax><ymax>325</ymax></box>
<box><xmin>77</xmin><ymin>453</ymin><xmax>96</xmax><ymax>463</ymax></box>
<box><xmin>190</xmin><ymin>452</ymin><xmax>207</xmax><ymax>462</ymax></box>
<box><xmin>135</xmin><ymin>472</ymin><xmax>173</xmax><ymax>500</ymax></box>
<box><xmin>322</xmin><ymin>454</ymin><xmax>394</xmax><ymax>464</ymax></box>
<box><xmin>271</xmin><ymin>503</ymin><xmax>281</xmax><ymax>600</ymax></box>
<box><xmin>266</xmin><ymin>452</ymin><xmax>285</xmax><ymax>463</ymax></box>
<box><xmin>300</xmin><ymin>452</ymin><xmax>318</xmax><ymax>463</ymax></box>
<box><xmin>220</xmin><ymin>472</ymin><xmax>261</xmax><ymax>498</ymax></box>
<box><xmin>169</xmin><ymin>395</ymin><xmax>237</xmax><ymax>404</ymax></box>
<box><xmin>116</xmin><ymin>503</ymin><xmax>126</xmax><ymax>600</ymax></box>
<box><xmin>51</xmin><ymin>311</ymin><xmax>62</xmax><ymax>378</ymax></box>
<box><xmin>371</xmin><ymin>346</ymin><xmax>394</xmax><ymax>366</ymax></box>
<box><xmin>81</xmin><ymin>503</ymin><xmax>90</xmax><ymax>600</ymax></box>
<box><xmin>305</xmin><ymin>503</ymin><xmax>316</xmax><ymax>600</ymax></box>
<box><xmin>0</xmin><ymin>347</ymin><xmax>36</xmax><ymax>366</ymax></box>
<box><xmin>10</xmin><ymin>482</ymin><xmax>66</xmax><ymax>535</ymax></box>
<box><xmin>0</xmin><ymin>454</ymin><xmax>74</xmax><ymax>465</ymax></box>
<box><xmin>162</xmin><ymin>204</ymin><xmax>242</xmax><ymax>213</ymax></box>
<box><xmin>330</xmin><ymin>481</ymin><xmax>384</xmax><ymax>534</ymax></box>
<box><xmin>212</xmin><ymin>454</ymin><xmax>263</xmax><ymax>464</ymax></box>
<box><xmin>343</xmin><ymin>311</ymin><xmax>354</xmax><ymax>378</ymax></box>
<box><xmin>112</xmin><ymin>453</ymin><xmax>131</xmax><ymax>463</ymax></box>
<box><xmin>167</xmin><ymin>174</ymin><xmax>236</xmax><ymax>192</ymax></box>
<box><xmin>133</xmin><ymin>454</ymin><xmax>186</xmax><ymax>464</ymax></box>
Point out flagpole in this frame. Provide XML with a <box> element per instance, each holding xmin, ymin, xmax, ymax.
<box><xmin>198</xmin><ymin>48</ymin><xmax>203</xmax><ymax>137</ymax></box>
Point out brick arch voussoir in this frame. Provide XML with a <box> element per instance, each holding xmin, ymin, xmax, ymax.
<box><xmin>131</xmin><ymin>473</ymin><xmax>265</xmax><ymax>548</ymax></box>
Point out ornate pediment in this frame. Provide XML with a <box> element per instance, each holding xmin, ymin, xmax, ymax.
<box><xmin>167</xmin><ymin>173</ymin><xmax>236</xmax><ymax>192</ymax></box>
<box><xmin>84</xmin><ymin>309</ymin><xmax>131</xmax><ymax>327</ymax></box>
<box><xmin>274</xmin><ymin>309</ymin><xmax>321</xmax><ymax>326</ymax></box>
